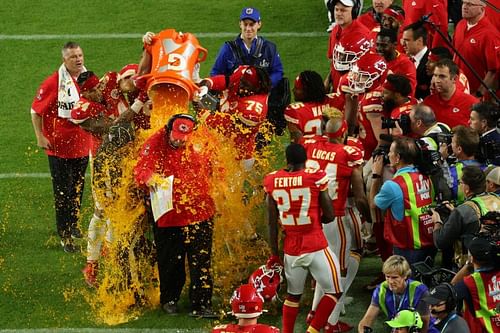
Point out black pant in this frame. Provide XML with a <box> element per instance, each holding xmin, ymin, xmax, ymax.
<box><xmin>153</xmin><ymin>219</ymin><xmax>214</xmax><ymax>310</ymax></box>
<box><xmin>48</xmin><ymin>155</ymin><xmax>88</xmax><ymax>239</ymax></box>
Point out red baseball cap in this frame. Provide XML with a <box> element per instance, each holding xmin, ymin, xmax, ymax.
<box><xmin>170</xmin><ymin>117</ymin><xmax>195</xmax><ymax>141</ymax></box>
<box><xmin>118</xmin><ymin>64</ymin><xmax>138</xmax><ymax>81</ymax></box>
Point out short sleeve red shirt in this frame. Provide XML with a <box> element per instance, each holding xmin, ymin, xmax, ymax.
<box><xmin>263</xmin><ymin>168</ymin><xmax>329</xmax><ymax>255</ymax></box>
<box><xmin>31</xmin><ymin>71</ymin><xmax>94</xmax><ymax>158</ymax></box>
<box><xmin>453</xmin><ymin>16</ymin><xmax>500</xmax><ymax>93</ymax></box>
<box><xmin>423</xmin><ymin>89</ymin><xmax>479</xmax><ymax>128</ymax></box>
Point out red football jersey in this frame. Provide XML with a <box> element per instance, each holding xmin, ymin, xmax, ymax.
<box><xmin>300</xmin><ymin>135</ymin><xmax>364</xmax><ymax>216</ymax></box>
<box><xmin>284</xmin><ymin>94</ymin><xmax>345</xmax><ymax>137</ymax></box>
<box><xmin>358</xmin><ymin>86</ymin><xmax>385</xmax><ymax>158</ymax></box>
<box><xmin>205</xmin><ymin>93</ymin><xmax>268</xmax><ymax>160</ymax></box>
<box><xmin>389</xmin><ymin>98</ymin><xmax>417</xmax><ymax>119</ymax></box>
<box><xmin>453</xmin><ymin>16</ymin><xmax>500</xmax><ymax>93</ymax></box>
<box><xmin>328</xmin><ymin>20</ymin><xmax>371</xmax><ymax>88</ymax></box>
<box><xmin>31</xmin><ymin>71</ymin><xmax>93</xmax><ymax>158</ymax></box>
<box><xmin>212</xmin><ymin>323</ymin><xmax>280</xmax><ymax>333</ymax></box>
<box><xmin>263</xmin><ymin>168</ymin><xmax>329</xmax><ymax>256</ymax></box>
<box><xmin>423</xmin><ymin>89</ymin><xmax>479</xmax><ymax>128</ymax></box>
<box><xmin>101</xmin><ymin>71</ymin><xmax>151</xmax><ymax>130</ymax></box>
<box><xmin>70</xmin><ymin>97</ymin><xmax>110</xmax><ymax>153</ymax></box>
<box><xmin>386</xmin><ymin>51</ymin><xmax>417</xmax><ymax>96</ymax></box>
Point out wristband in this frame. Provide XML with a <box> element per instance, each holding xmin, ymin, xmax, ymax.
<box><xmin>372</xmin><ymin>174</ymin><xmax>381</xmax><ymax>179</ymax></box>
<box><xmin>435</xmin><ymin>220</ymin><xmax>443</xmax><ymax>225</ymax></box>
<box><xmin>130</xmin><ymin>100</ymin><xmax>144</xmax><ymax>114</ymax></box>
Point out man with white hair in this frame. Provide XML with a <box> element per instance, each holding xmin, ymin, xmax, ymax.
<box><xmin>452</xmin><ymin>0</ymin><xmax>500</xmax><ymax>97</ymax></box>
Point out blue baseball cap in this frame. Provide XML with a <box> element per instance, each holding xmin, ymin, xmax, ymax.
<box><xmin>240</xmin><ymin>7</ymin><xmax>261</xmax><ymax>22</ymax></box>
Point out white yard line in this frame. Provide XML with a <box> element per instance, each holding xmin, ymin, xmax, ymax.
<box><xmin>0</xmin><ymin>32</ymin><xmax>325</xmax><ymax>40</ymax></box>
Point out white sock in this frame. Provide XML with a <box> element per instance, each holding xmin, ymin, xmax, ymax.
<box><xmin>86</xmin><ymin>214</ymin><xmax>106</xmax><ymax>262</ymax></box>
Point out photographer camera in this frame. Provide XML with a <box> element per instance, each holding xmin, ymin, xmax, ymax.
<box><xmin>440</xmin><ymin>126</ymin><xmax>485</xmax><ymax>205</ymax></box>
<box><xmin>371</xmin><ymin>136</ymin><xmax>437</xmax><ymax>265</ymax></box>
<box><xmin>469</xmin><ymin>101</ymin><xmax>500</xmax><ymax>166</ymax></box>
<box><xmin>453</xmin><ymin>236</ymin><xmax>500</xmax><ymax>333</ymax></box>
<box><xmin>409</xmin><ymin>104</ymin><xmax>452</xmax><ymax>207</ymax></box>
<box><xmin>432</xmin><ymin>165</ymin><xmax>500</xmax><ymax>269</ymax></box>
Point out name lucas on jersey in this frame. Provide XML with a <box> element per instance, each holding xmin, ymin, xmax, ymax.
<box><xmin>274</xmin><ymin>176</ymin><xmax>303</xmax><ymax>188</ymax></box>
<box><xmin>311</xmin><ymin>148</ymin><xmax>336</xmax><ymax>162</ymax></box>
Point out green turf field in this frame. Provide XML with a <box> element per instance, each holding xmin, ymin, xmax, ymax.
<box><xmin>0</xmin><ymin>1</ymin><xmax>392</xmax><ymax>331</ymax></box>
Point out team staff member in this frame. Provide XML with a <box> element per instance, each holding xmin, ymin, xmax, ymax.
<box><xmin>31</xmin><ymin>41</ymin><xmax>93</xmax><ymax>253</ymax></box>
<box><xmin>327</xmin><ymin>0</ymin><xmax>371</xmax><ymax>90</ymax></box>
<box><xmin>453</xmin><ymin>0</ymin><xmax>500</xmax><ymax>97</ymax></box>
<box><xmin>134</xmin><ymin>114</ymin><xmax>217</xmax><ymax>318</ymax></box>
<box><xmin>264</xmin><ymin>143</ymin><xmax>340</xmax><ymax>333</ymax></box>
<box><xmin>371</xmin><ymin>137</ymin><xmax>436</xmax><ymax>264</ymax></box>
<box><xmin>358</xmin><ymin>255</ymin><xmax>435</xmax><ymax>333</ymax></box>
<box><xmin>423</xmin><ymin>59</ymin><xmax>479</xmax><ymax>129</ymax></box>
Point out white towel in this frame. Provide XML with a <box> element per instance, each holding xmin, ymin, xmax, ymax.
<box><xmin>57</xmin><ymin>64</ymin><xmax>86</xmax><ymax>118</ymax></box>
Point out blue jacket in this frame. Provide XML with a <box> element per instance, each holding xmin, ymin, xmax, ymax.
<box><xmin>210</xmin><ymin>35</ymin><xmax>284</xmax><ymax>88</ymax></box>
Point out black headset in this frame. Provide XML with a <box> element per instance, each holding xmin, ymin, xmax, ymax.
<box><xmin>166</xmin><ymin>113</ymin><xmax>197</xmax><ymax>132</ymax></box>
<box><xmin>441</xmin><ymin>282</ymin><xmax>458</xmax><ymax>312</ymax></box>
<box><xmin>406</xmin><ymin>307</ymin><xmax>422</xmax><ymax>333</ymax></box>
<box><xmin>330</xmin><ymin>0</ymin><xmax>362</xmax><ymax>20</ymax></box>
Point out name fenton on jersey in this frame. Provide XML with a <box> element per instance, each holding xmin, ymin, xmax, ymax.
<box><xmin>274</xmin><ymin>176</ymin><xmax>303</xmax><ymax>188</ymax></box>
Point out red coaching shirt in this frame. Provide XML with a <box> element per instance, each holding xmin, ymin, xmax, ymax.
<box><xmin>263</xmin><ymin>167</ymin><xmax>329</xmax><ymax>256</ymax></box>
<box><xmin>134</xmin><ymin>128</ymin><xmax>216</xmax><ymax>227</ymax></box>
<box><xmin>423</xmin><ymin>89</ymin><xmax>479</xmax><ymax>128</ymax></box>
<box><xmin>300</xmin><ymin>135</ymin><xmax>364</xmax><ymax>216</ymax></box>
<box><xmin>31</xmin><ymin>72</ymin><xmax>94</xmax><ymax>158</ymax></box>
<box><xmin>453</xmin><ymin>16</ymin><xmax>500</xmax><ymax>94</ymax></box>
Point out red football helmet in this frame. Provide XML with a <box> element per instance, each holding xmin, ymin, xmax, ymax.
<box><xmin>333</xmin><ymin>34</ymin><xmax>372</xmax><ymax>72</ymax></box>
<box><xmin>248</xmin><ymin>264</ymin><xmax>283</xmax><ymax>302</ymax></box>
<box><xmin>347</xmin><ymin>53</ymin><xmax>388</xmax><ymax>94</ymax></box>
<box><xmin>230</xmin><ymin>284</ymin><xmax>264</xmax><ymax>319</ymax></box>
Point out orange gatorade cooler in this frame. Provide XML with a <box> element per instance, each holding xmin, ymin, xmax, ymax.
<box><xmin>143</xmin><ymin>29</ymin><xmax>207</xmax><ymax>101</ymax></box>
